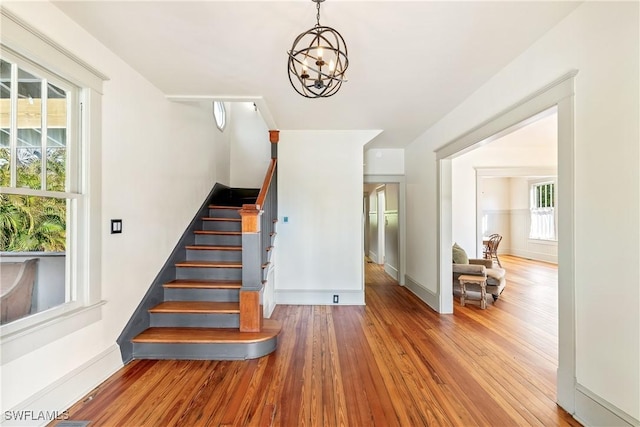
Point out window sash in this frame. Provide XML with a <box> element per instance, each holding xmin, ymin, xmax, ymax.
<box><xmin>0</xmin><ymin>49</ymin><xmax>81</xmax><ymax>332</ymax></box>
<box><xmin>0</xmin><ymin>9</ymin><xmax>105</xmax><ymax>364</ymax></box>
<box><xmin>1</xmin><ymin>48</ymin><xmax>78</xmax><ymax>195</ymax></box>
<box><xmin>530</xmin><ymin>181</ymin><xmax>557</xmax><ymax>240</ymax></box>
<box><xmin>213</xmin><ymin>101</ymin><xmax>226</xmax><ymax>131</ymax></box>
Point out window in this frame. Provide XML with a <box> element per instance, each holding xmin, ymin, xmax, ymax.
<box><xmin>0</xmin><ymin>12</ymin><xmax>106</xmax><ymax>362</ymax></box>
<box><xmin>0</xmin><ymin>54</ymin><xmax>78</xmax><ymax>325</ymax></box>
<box><xmin>529</xmin><ymin>181</ymin><xmax>556</xmax><ymax>240</ymax></box>
<box><xmin>213</xmin><ymin>101</ymin><xmax>226</xmax><ymax>131</ymax></box>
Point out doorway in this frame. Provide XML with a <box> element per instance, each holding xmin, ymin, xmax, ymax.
<box><xmin>363</xmin><ymin>176</ymin><xmax>406</xmax><ymax>286</ymax></box>
<box><xmin>435</xmin><ymin>72</ymin><xmax>576</xmax><ymax>411</ymax></box>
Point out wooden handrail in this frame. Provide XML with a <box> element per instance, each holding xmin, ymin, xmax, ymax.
<box><xmin>255</xmin><ymin>158</ymin><xmax>277</xmax><ymax>209</ymax></box>
<box><xmin>239</xmin><ymin>158</ymin><xmax>277</xmax><ymax>233</ymax></box>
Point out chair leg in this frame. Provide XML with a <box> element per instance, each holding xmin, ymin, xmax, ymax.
<box><xmin>494</xmin><ymin>254</ymin><xmax>502</xmax><ymax>268</ymax></box>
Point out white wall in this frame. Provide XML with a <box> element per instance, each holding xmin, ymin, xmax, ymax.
<box><xmin>477</xmin><ymin>177</ymin><xmax>512</xmax><ymax>257</ymax></box>
<box><xmin>364</xmin><ymin>148</ymin><xmax>404</xmax><ymax>175</ymax></box>
<box><xmin>276</xmin><ymin>130</ymin><xmax>380</xmax><ymax>305</ymax></box>
<box><xmin>405</xmin><ymin>1</ymin><xmax>639</xmax><ymax>422</ymax></box>
<box><xmin>229</xmin><ymin>102</ymin><xmax>270</xmax><ymax>188</ymax></box>
<box><xmin>1</xmin><ymin>1</ymin><xmax>230</xmax><ymax>414</ymax></box>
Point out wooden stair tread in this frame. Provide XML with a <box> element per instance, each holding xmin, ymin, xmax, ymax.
<box><xmin>202</xmin><ymin>217</ymin><xmax>241</xmax><ymax>222</ymax></box>
<box><xmin>132</xmin><ymin>320</ymin><xmax>282</xmax><ymax>344</ymax></box>
<box><xmin>150</xmin><ymin>301</ymin><xmax>239</xmax><ymax>314</ymax></box>
<box><xmin>194</xmin><ymin>230</ymin><xmax>241</xmax><ymax>235</ymax></box>
<box><xmin>175</xmin><ymin>260</ymin><xmax>242</xmax><ymax>268</ymax></box>
<box><xmin>163</xmin><ymin>279</ymin><xmax>242</xmax><ymax>289</ymax></box>
<box><xmin>208</xmin><ymin>205</ymin><xmax>241</xmax><ymax>210</ymax></box>
<box><xmin>185</xmin><ymin>245</ymin><xmax>242</xmax><ymax>251</ymax></box>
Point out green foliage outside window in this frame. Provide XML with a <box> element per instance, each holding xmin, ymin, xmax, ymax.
<box><xmin>533</xmin><ymin>183</ymin><xmax>554</xmax><ymax>208</ymax></box>
<box><xmin>0</xmin><ymin>147</ymin><xmax>66</xmax><ymax>252</ymax></box>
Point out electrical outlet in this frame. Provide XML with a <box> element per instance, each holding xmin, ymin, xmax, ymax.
<box><xmin>333</xmin><ymin>295</ymin><xmax>339</xmax><ymax>304</ymax></box>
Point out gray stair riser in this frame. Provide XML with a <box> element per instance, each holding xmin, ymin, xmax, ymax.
<box><xmin>208</xmin><ymin>209</ymin><xmax>241</xmax><ymax>219</ymax></box>
<box><xmin>133</xmin><ymin>339</ymin><xmax>277</xmax><ymax>360</ymax></box>
<box><xmin>176</xmin><ymin>267</ymin><xmax>242</xmax><ymax>280</ymax></box>
<box><xmin>195</xmin><ymin>234</ymin><xmax>241</xmax><ymax>246</ymax></box>
<box><xmin>164</xmin><ymin>287</ymin><xmax>239</xmax><ymax>302</ymax></box>
<box><xmin>186</xmin><ymin>249</ymin><xmax>242</xmax><ymax>262</ymax></box>
<box><xmin>202</xmin><ymin>220</ymin><xmax>241</xmax><ymax>232</ymax></box>
<box><xmin>149</xmin><ymin>313</ymin><xmax>239</xmax><ymax>328</ymax></box>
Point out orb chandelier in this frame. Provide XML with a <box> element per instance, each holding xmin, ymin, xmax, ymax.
<box><xmin>287</xmin><ymin>0</ymin><xmax>349</xmax><ymax>98</ymax></box>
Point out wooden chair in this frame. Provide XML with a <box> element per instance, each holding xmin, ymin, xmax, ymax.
<box><xmin>483</xmin><ymin>234</ymin><xmax>503</xmax><ymax>267</ymax></box>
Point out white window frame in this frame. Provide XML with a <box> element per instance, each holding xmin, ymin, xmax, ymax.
<box><xmin>529</xmin><ymin>178</ymin><xmax>557</xmax><ymax>241</ymax></box>
<box><xmin>0</xmin><ymin>9</ymin><xmax>107</xmax><ymax>364</ymax></box>
<box><xmin>1</xmin><ymin>49</ymin><xmax>83</xmax><ymax>327</ymax></box>
<box><xmin>213</xmin><ymin>101</ymin><xmax>226</xmax><ymax>132</ymax></box>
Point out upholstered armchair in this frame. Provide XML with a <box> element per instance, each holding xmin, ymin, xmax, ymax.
<box><xmin>452</xmin><ymin>243</ymin><xmax>506</xmax><ymax>301</ymax></box>
<box><xmin>1</xmin><ymin>258</ymin><xmax>39</xmax><ymax>324</ymax></box>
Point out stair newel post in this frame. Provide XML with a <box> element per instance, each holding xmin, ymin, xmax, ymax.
<box><xmin>239</xmin><ymin>204</ymin><xmax>264</xmax><ymax>332</ymax></box>
<box><xmin>269</xmin><ymin>129</ymin><xmax>279</xmax><ymax>159</ymax></box>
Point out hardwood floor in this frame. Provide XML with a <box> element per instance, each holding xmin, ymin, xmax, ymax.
<box><xmin>53</xmin><ymin>255</ymin><xmax>580</xmax><ymax>426</ymax></box>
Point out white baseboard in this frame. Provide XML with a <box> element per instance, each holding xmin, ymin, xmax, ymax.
<box><xmin>384</xmin><ymin>264</ymin><xmax>399</xmax><ymax>280</ymax></box>
<box><xmin>508</xmin><ymin>249</ymin><xmax>558</xmax><ymax>264</ymax></box>
<box><xmin>404</xmin><ymin>274</ymin><xmax>439</xmax><ymax>312</ymax></box>
<box><xmin>2</xmin><ymin>345</ymin><xmax>123</xmax><ymax>427</ymax></box>
<box><xmin>574</xmin><ymin>383</ymin><xmax>639</xmax><ymax>427</ymax></box>
<box><xmin>264</xmin><ymin>300</ymin><xmax>276</xmax><ymax>318</ymax></box>
<box><xmin>275</xmin><ymin>290</ymin><xmax>365</xmax><ymax>305</ymax></box>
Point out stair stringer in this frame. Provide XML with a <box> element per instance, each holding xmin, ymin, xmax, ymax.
<box><xmin>116</xmin><ymin>183</ymin><xmax>230</xmax><ymax>364</ymax></box>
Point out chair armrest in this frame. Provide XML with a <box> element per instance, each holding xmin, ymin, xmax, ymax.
<box><xmin>469</xmin><ymin>258</ymin><xmax>493</xmax><ymax>268</ymax></box>
<box><xmin>452</xmin><ymin>264</ymin><xmax>486</xmax><ymax>276</ymax></box>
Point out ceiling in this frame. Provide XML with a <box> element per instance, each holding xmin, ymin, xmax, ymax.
<box><xmin>52</xmin><ymin>1</ymin><xmax>580</xmax><ymax>149</ymax></box>
<box><xmin>481</xmin><ymin>109</ymin><xmax>557</xmax><ymax>152</ymax></box>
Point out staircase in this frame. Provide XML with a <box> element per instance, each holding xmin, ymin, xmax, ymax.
<box><xmin>120</xmin><ymin>186</ymin><xmax>281</xmax><ymax>361</ymax></box>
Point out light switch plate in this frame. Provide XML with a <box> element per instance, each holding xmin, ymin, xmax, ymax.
<box><xmin>111</xmin><ymin>219</ymin><xmax>122</xmax><ymax>234</ymax></box>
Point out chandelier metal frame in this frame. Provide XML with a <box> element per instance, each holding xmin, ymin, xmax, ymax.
<box><xmin>287</xmin><ymin>0</ymin><xmax>349</xmax><ymax>98</ymax></box>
